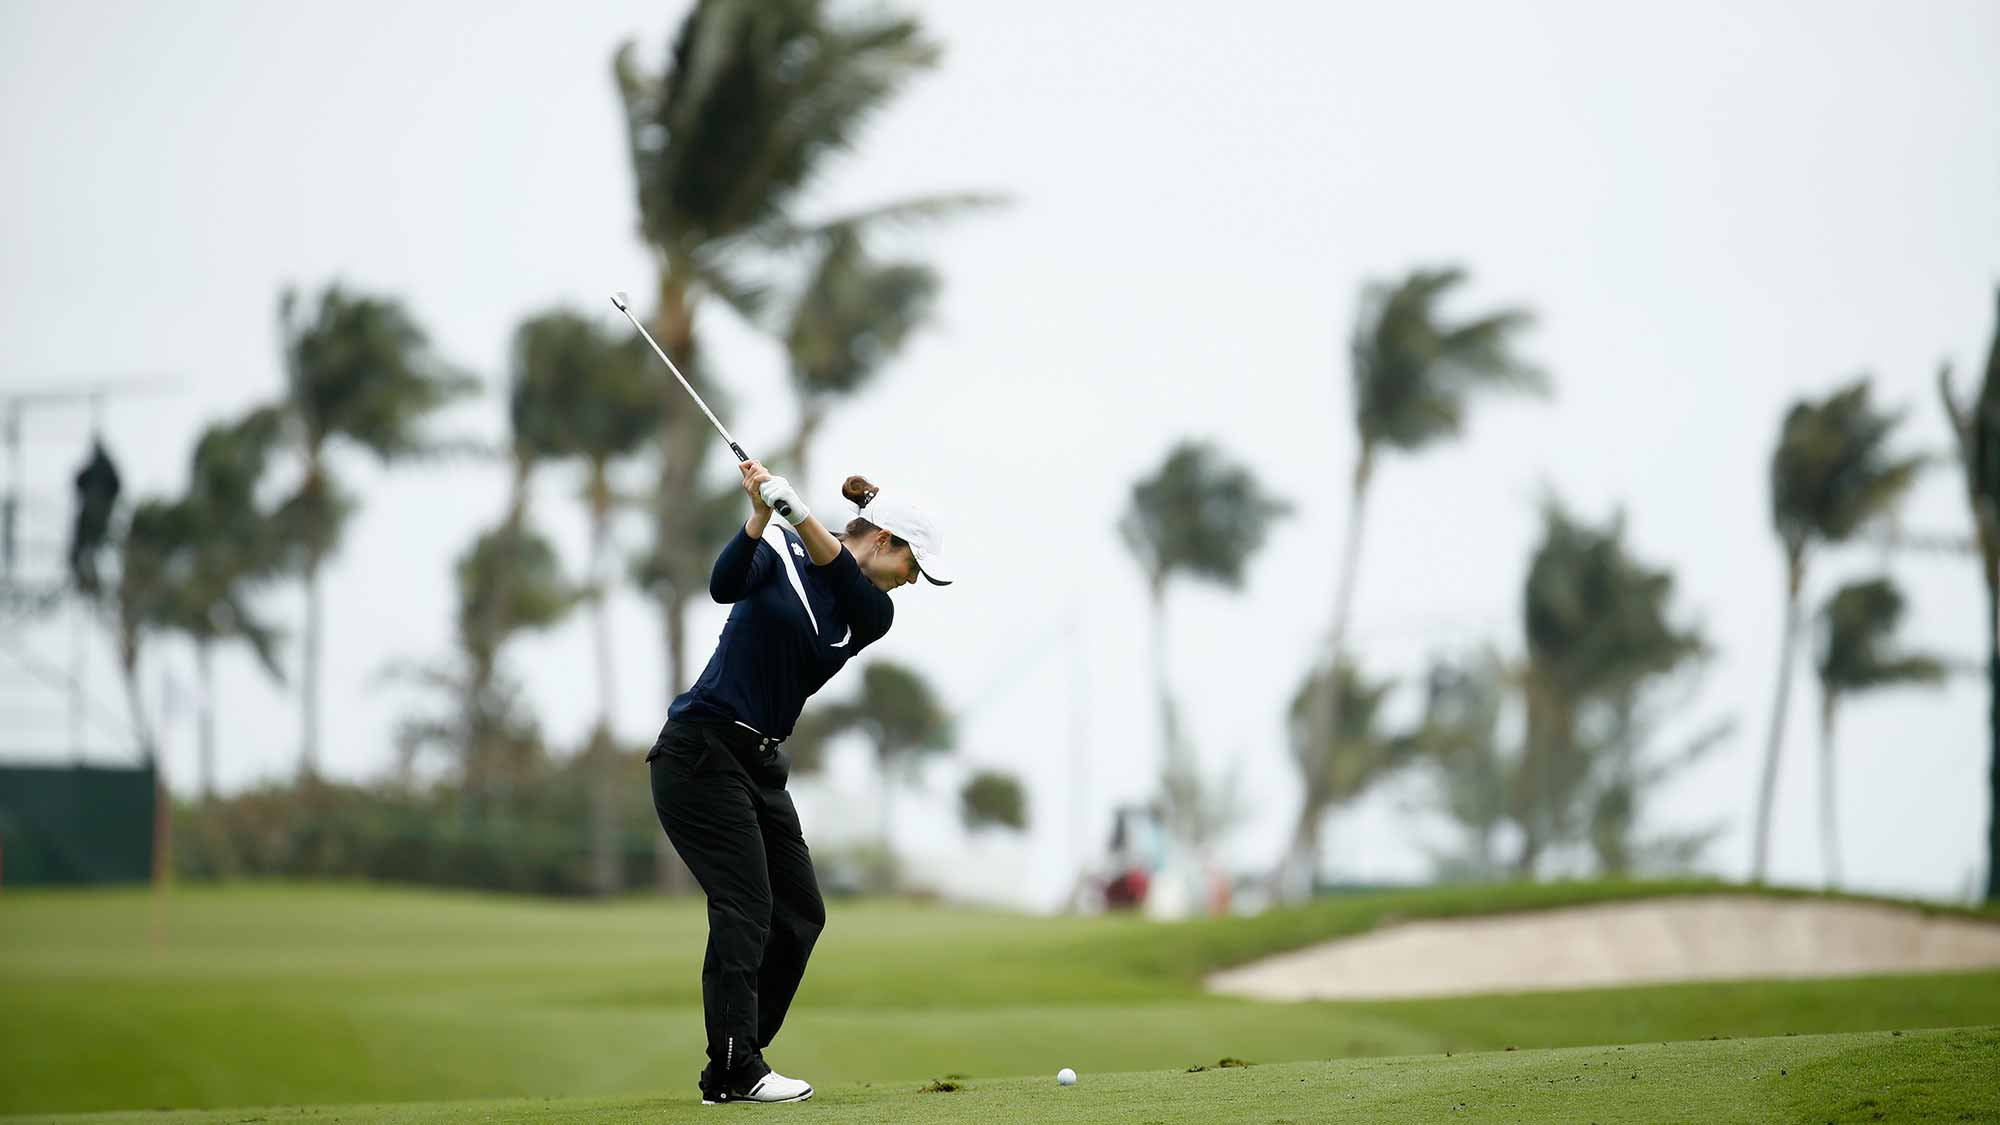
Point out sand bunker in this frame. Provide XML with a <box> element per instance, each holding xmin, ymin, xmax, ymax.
<box><xmin>1206</xmin><ymin>895</ymin><xmax>2000</xmax><ymax>1001</ymax></box>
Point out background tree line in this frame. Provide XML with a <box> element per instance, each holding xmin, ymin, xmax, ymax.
<box><xmin>1120</xmin><ymin>276</ymin><xmax>1998</xmax><ymax>901</ymax></box>
<box><xmin>68</xmin><ymin>0</ymin><xmax>2000</xmax><ymax>905</ymax></box>
<box><xmin>80</xmin><ymin>0</ymin><xmax>1021</xmax><ymax>898</ymax></box>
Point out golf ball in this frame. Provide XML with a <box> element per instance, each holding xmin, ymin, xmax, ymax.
<box><xmin>1057</xmin><ymin>1068</ymin><xmax>1077</xmax><ymax>1086</ymax></box>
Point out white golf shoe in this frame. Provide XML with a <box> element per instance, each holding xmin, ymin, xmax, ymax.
<box><xmin>702</xmin><ymin>1069</ymin><xmax>814</xmax><ymax>1105</ymax></box>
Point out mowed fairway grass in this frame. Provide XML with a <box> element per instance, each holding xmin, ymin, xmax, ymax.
<box><xmin>4</xmin><ymin>880</ymin><xmax>1998</xmax><ymax>1118</ymax></box>
<box><xmin>11</xmin><ymin>1027</ymin><xmax>1998</xmax><ymax>1124</ymax></box>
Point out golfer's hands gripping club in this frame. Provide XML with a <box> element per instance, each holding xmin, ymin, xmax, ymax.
<box><xmin>740</xmin><ymin>461</ymin><xmax>808</xmax><ymax>527</ymax></box>
<box><xmin>739</xmin><ymin>460</ymin><xmax>841</xmax><ymax>566</ymax></box>
<box><xmin>760</xmin><ymin>476</ymin><xmax>807</xmax><ymax>527</ymax></box>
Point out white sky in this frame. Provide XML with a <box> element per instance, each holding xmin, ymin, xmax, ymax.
<box><xmin>4</xmin><ymin>0</ymin><xmax>1996</xmax><ymax>908</ymax></box>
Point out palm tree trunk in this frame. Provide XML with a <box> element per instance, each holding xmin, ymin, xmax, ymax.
<box><xmin>656</xmin><ymin>274</ymin><xmax>695</xmax><ymax>371</ymax></box>
<box><xmin>589</xmin><ymin>464</ymin><xmax>617</xmax><ymax>732</ymax></box>
<box><xmin>467</xmin><ymin>452</ymin><xmax>532</xmax><ymax>823</ymax></box>
<box><xmin>1327</xmin><ymin>446</ymin><xmax>1375</xmax><ymax>686</ymax></box>
<box><xmin>1513</xmin><ymin>672</ymin><xmax>1555</xmax><ymax>878</ymax></box>
<box><xmin>1986</xmin><ymin>569</ymin><xmax>1999</xmax><ymax>903</ymax></box>
<box><xmin>196</xmin><ymin>640</ymin><xmax>215</xmax><ymax>802</ymax></box>
<box><xmin>107</xmin><ymin>629</ymin><xmax>173</xmax><ymax>945</ymax></box>
<box><xmin>1512</xmin><ymin>838</ymin><xmax>1541</xmax><ymax>878</ymax></box>
<box><xmin>295</xmin><ymin>448</ymin><xmax>326</xmax><ymax>781</ymax></box>
<box><xmin>1289</xmin><ymin>813</ymin><xmax>1322</xmax><ymax>894</ymax></box>
<box><xmin>1512</xmin><ymin>730</ymin><xmax>1544</xmax><ymax>878</ymax></box>
<box><xmin>665</xmin><ymin>589</ymin><xmax>689</xmax><ymax>705</ymax></box>
<box><xmin>1752</xmin><ymin>550</ymin><xmax>1805</xmax><ymax>882</ymax></box>
<box><xmin>1148</xmin><ymin>575</ymin><xmax>1196</xmax><ymax>847</ymax></box>
<box><xmin>647</xmin><ymin>271</ymin><xmax>708</xmax><ymax>896</ymax></box>
<box><xmin>651</xmin><ymin>274</ymin><xmax>703</xmax><ymax>721</ymax></box>
<box><xmin>790</xmin><ymin>403</ymin><xmax>824</xmax><ymax>490</ymax></box>
<box><xmin>118</xmin><ymin>643</ymin><xmax>155</xmax><ymax>762</ymax></box>
<box><xmin>1148</xmin><ymin>577</ymin><xmax>1176</xmax><ymax>768</ymax></box>
<box><xmin>658</xmin><ymin>579</ymin><xmax>685</xmax><ymax>739</ymax></box>
<box><xmin>587</xmin><ymin>728</ymin><xmax>620</xmax><ymax>897</ymax></box>
<box><xmin>880</xmin><ymin>749</ymin><xmax>895</xmax><ymax>853</ymax></box>
<box><xmin>1285</xmin><ymin>444</ymin><xmax>1373</xmax><ymax>897</ymax></box>
<box><xmin>463</xmin><ymin>665</ymin><xmax>488</xmax><ymax>827</ymax></box>
<box><xmin>1819</xmin><ymin>694</ymin><xmax>1841</xmax><ymax>890</ymax></box>
<box><xmin>588</xmin><ymin>466</ymin><xmax>620</xmax><ymax>898</ymax></box>
<box><xmin>301</xmin><ymin>552</ymin><xmax>322</xmax><ymax>780</ymax></box>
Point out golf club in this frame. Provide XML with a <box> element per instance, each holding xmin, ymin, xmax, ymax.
<box><xmin>610</xmin><ymin>290</ymin><xmax>795</xmax><ymax>523</ymax></box>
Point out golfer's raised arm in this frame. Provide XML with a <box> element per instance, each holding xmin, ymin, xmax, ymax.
<box><xmin>708</xmin><ymin>527</ymin><xmax>774</xmax><ymax>603</ymax></box>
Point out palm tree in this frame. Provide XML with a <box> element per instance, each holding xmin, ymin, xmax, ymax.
<box><xmin>1300</xmin><ymin>267</ymin><xmax>1543</xmax><ymax>892</ymax></box>
<box><xmin>1285</xmin><ymin>659</ymin><xmax>1407</xmax><ymax>882</ymax></box>
<box><xmin>786</xmin><ymin>660</ymin><xmax>951</xmax><ymax>850</ymax></box>
<box><xmin>454</xmin><ymin>524</ymin><xmax>578</xmax><ymax>691</ymax></box>
<box><xmin>1939</xmin><ymin>287</ymin><xmax>2000</xmax><ymax>902</ymax></box>
<box><xmin>1412</xmin><ymin>650</ymin><xmax>1514</xmax><ymax>880</ymax></box>
<box><xmin>1582</xmin><ymin>701</ymin><xmax>1732</xmax><ymax>878</ymax></box>
<box><xmin>1518</xmin><ymin>501</ymin><xmax>1707</xmax><ymax>876</ymax></box>
<box><xmin>781</xmin><ymin>228</ymin><xmax>938</xmax><ymax>484</ymax></box>
<box><xmin>509</xmin><ymin>308</ymin><xmax>661</xmax><ymax>895</ymax></box>
<box><xmin>276</xmin><ymin>284</ymin><xmax>474</xmax><ymax>779</ymax></box>
<box><xmin>178</xmin><ymin>407</ymin><xmax>291</xmax><ymax>800</ymax></box>
<box><xmin>633</xmin><ymin>479</ymin><xmax>752</xmax><ymax>705</ymax></box>
<box><xmin>1811</xmin><ymin>577</ymin><xmax>1944</xmax><ymax>888</ymax></box>
<box><xmin>1118</xmin><ymin>440</ymin><xmax>1290</xmax><ymax>851</ymax></box>
<box><xmin>613</xmin><ymin>0</ymin><xmax>944</xmax><ymax>707</ymax></box>
<box><xmin>109</xmin><ymin>497</ymin><xmax>199</xmax><ymax>921</ymax></box>
<box><xmin>453</xmin><ymin>327</ymin><xmax>562</xmax><ymax>810</ymax></box>
<box><xmin>1753</xmin><ymin>379</ymin><xmax>1923</xmax><ymax>881</ymax></box>
<box><xmin>112</xmin><ymin>499</ymin><xmax>197</xmax><ymax>763</ymax></box>
<box><xmin>391</xmin><ymin>521</ymin><xmax>578</xmax><ymax>815</ymax></box>
<box><xmin>509</xmin><ymin>310</ymin><xmax>660</xmax><ymax>725</ymax></box>
<box><xmin>961</xmin><ymin>770</ymin><xmax>1028</xmax><ymax>833</ymax></box>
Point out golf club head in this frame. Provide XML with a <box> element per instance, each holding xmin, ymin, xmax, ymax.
<box><xmin>610</xmin><ymin>291</ymin><xmax>631</xmax><ymax>312</ymax></box>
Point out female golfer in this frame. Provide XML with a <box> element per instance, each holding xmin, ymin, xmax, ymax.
<box><xmin>647</xmin><ymin>460</ymin><xmax>951</xmax><ymax>1105</ymax></box>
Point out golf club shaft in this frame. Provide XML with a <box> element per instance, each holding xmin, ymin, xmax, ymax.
<box><xmin>610</xmin><ymin>292</ymin><xmax>795</xmax><ymax>522</ymax></box>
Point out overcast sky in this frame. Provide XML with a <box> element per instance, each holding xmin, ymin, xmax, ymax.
<box><xmin>4</xmin><ymin>0</ymin><xmax>1996</xmax><ymax>909</ymax></box>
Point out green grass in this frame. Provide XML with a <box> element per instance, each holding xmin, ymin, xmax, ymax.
<box><xmin>10</xmin><ymin>1027</ymin><xmax>1997</xmax><ymax>1123</ymax></box>
<box><xmin>3</xmin><ymin>880</ymin><xmax>1998</xmax><ymax>1117</ymax></box>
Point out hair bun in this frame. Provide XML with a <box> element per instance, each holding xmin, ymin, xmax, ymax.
<box><xmin>841</xmin><ymin>475</ymin><xmax>880</xmax><ymax>508</ymax></box>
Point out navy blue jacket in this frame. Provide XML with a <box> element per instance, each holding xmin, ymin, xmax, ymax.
<box><xmin>667</xmin><ymin>525</ymin><xmax>895</xmax><ymax>738</ymax></box>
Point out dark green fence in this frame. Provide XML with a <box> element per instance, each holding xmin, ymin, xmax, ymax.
<box><xmin>0</xmin><ymin>763</ymin><xmax>154</xmax><ymax>885</ymax></box>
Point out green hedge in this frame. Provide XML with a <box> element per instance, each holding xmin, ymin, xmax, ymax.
<box><xmin>173</xmin><ymin>753</ymin><xmax>669</xmax><ymax>896</ymax></box>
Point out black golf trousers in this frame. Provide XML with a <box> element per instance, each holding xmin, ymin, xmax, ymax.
<box><xmin>647</xmin><ymin>719</ymin><xmax>825</xmax><ymax>1086</ymax></box>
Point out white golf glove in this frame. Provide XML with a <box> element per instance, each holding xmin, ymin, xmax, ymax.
<box><xmin>758</xmin><ymin>475</ymin><xmax>809</xmax><ymax>527</ymax></box>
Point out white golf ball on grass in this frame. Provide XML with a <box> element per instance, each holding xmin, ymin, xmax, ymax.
<box><xmin>1057</xmin><ymin>1068</ymin><xmax>1077</xmax><ymax>1086</ymax></box>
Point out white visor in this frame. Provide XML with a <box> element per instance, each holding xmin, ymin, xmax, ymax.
<box><xmin>846</xmin><ymin>490</ymin><xmax>952</xmax><ymax>586</ymax></box>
